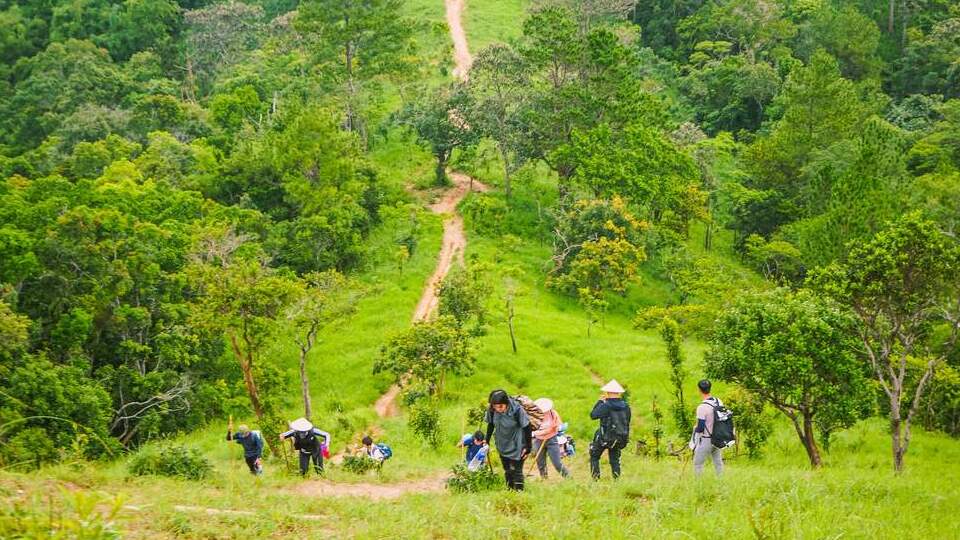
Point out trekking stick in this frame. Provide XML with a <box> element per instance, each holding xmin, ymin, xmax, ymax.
<box><xmin>525</xmin><ymin>440</ymin><xmax>547</xmax><ymax>477</ymax></box>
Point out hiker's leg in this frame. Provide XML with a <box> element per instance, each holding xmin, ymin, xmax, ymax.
<box><xmin>693</xmin><ymin>439</ymin><xmax>710</xmax><ymax>476</ymax></box>
<box><xmin>588</xmin><ymin>440</ymin><xmax>603</xmax><ymax>479</ymax></box>
<box><xmin>501</xmin><ymin>456</ymin><xmax>523</xmax><ymax>490</ymax></box>
<box><xmin>298</xmin><ymin>451</ymin><xmax>310</xmax><ymax>476</ymax></box>
<box><xmin>533</xmin><ymin>439</ymin><xmax>548</xmax><ymax>478</ymax></box>
<box><xmin>546</xmin><ymin>437</ymin><xmax>569</xmax><ymax>477</ymax></box>
<box><xmin>609</xmin><ymin>445</ymin><xmax>622</xmax><ymax>479</ymax></box>
<box><xmin>712</xmin><ymin>446</ymin><xmax>724</xmax><ymax>476</ymax></box>
<box><xmin>312</xmin><ymin>448</ymin><xmax>324</xmax><ymax>474</ymax></box>
<box><xmin>244</xmin><ymin>456</ymin><xmax>257</xmax><ymax>474</ymax></box>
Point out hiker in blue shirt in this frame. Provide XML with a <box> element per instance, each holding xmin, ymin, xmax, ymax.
<box><xmin>458</xmin><ymin>431</ymin><xmax>488</xmax><ymax>469</ymax></box>
<box><xmin>226</xmin><ymin>420</ymin><xmax>264</xmax><ymax>475</ymax></box>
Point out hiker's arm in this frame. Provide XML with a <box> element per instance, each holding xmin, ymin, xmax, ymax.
<box><xmin>589</xmin><ymin>400</ymin><xmax>607</xmax><ymax>420</ymax></box>
<box><xmin>315</xmin><ymin>429</ymin><xmax>331</xmax><ymax>446</ymax></box>
<box><xmin>694</xmin><ymin>419</ymin><xmax>706</xmax><ymax>433</ymax></box>
<box><xmin>226</xmin><ymin>430</ymin><xmax>232</xmax><ymax>442</ymax></box>
<box><xmin>279</xmin><ymin>429</ymin><xmax>294</xmax><ymax>440</ymax></box>
<box><xmin>485</xmin><ymin>422</ymin><xmax>494</xmax><ymax>445</ymax></box>
<box><xmin>522</xmin><ymin>424</ymin><xmax>532</xmax><ymax>456</ymax></box>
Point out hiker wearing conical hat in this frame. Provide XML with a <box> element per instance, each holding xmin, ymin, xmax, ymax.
<box><xmin>531</xmin><ymin>398</ymin><xmax>570</xmax><ymax>479</ymax></box>
<box><xmin>589</xmin><ymin>379</ymin><xmax>631</xmax><ymax>480</ymax></box>
<box><xmin>280</xmin><ymin>417</ymin><xmax>331</xmax><ymax>477</ymax></box>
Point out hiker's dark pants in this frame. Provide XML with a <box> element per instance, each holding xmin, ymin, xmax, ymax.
<box><xmin>589</xmin><ymin>439</ymin><xmax>622</xmax><ymax>479</ymax></box>
<box><xmin>244</xmin><ymin>455</ymin><xmax>262</xmax><ymax>475</ymax></box>
<box><xmin>298</xmin><ymin>448</ymin><xmax>323</xmax><ymax>475</ymax></box>
<box><xmin>500</xmin><ymin>455</ymin><xmax>525</xmax><ymax>491</ymax></box>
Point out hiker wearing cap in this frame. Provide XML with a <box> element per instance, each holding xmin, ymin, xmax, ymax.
<box><xmin>589</xmin><ymin>379</ymin><xmax>631</xmax><ymax>480</ymax></box>
<box><xmin>280</xmin><ymin>418</ymin><xmax>331</xmax><ymax>476</ymax></box>
<box><xmin>227</xmin><ymin>419</ymin><xmax>264</xmax><ymax>475</ymax></box>
<box><xmin>531</xmin><ymin>398</ymin><xmax>570</xmax><ymax>479</ymax></box>
<box><xmin>485</xmin><ymin>389</ymin><xmax>532</xmax><ymax>491</ymax></box>
<box><xmin>690</xmin><ymin>379</ymin><xmax>724</xmax><ymax>476</ymax></box>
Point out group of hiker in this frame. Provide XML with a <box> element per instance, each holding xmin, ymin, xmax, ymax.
<box><xmin>226</xmin><ymin>417</ymin><xmax>389</xmax><ymax>477</ymax></box>
<box><xmin>226</xmin><ymin>378</ymin><xmax>733</xmax><ymax>489</ymax></box>
<box><xmin>480</xmin><ymin>378</ymin><xmax>732</xmax><ymax>490</ymax></box>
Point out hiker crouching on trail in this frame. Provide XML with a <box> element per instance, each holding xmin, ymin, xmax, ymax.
<box><xmin>532</xmin><ymin>398</ymin><xmax>570</xmax><ymax>479</ymax></box>
<box><xmin>459</xmin><ymin>431</ymin><xmax>489</xmax><ymax>471</ymax></box>
<box><xmin>227</xmin><ymin>420</ymin><xmax>263</xmax><ymax>475</ymax></box>
<box><xmin>485</xmin><ymin>390</ymin><xmax>531</xmax><ymax>491</ymax></box>
<box><xmin>589</xmin><ymin>380</ymin><xmax>631</xmax><ymax>480</ymax></box>
<box><xmin>690</xmin><ymin>379</ymin><xmax>724</xmax><ymax>476</ymax></box>
<box><xmin>281</xmin><ymin>418</ymin><xmax>331</xmax><ymax>477</ymax></box>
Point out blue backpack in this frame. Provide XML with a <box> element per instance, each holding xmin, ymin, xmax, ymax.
<box><xmin>376</xmin><ymin>443</ymin><xmax>393</xmax><ymax>460</ymax></box>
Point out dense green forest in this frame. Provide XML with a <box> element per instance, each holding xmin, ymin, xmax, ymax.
<box><xmin>1</xmin><ymin>0</ymin><xmax>959</xmax><ymax>537</ymax></box>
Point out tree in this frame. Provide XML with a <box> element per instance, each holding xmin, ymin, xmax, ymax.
<box><xmin>438</xmin><ymin>262</ymin><xmax>491</xmax><ymax>334</ymax></box>
<box><xmin>184</xmin><ymin>1</ymin><xmax>265</xmax><ymax>97</ymax></box>
<box><xmin>659</xmin><ymin>317</ymin><xmax>691</xmax><ymax>435</ymax></box>
<box><xmin>286</xmin><ymin>270</ymin><xmax>361</xmax><ymax>420</ymax></box>
<box><xmin>705</xmin><ymin>289</ymin><xmax>873</xmax><ymax>467</ymax></box>
<box><xmin>189</xmin><ymin>241</ymin><xmax>300</xmax><ymax>456</ymax></box>
<box><xmin>810</xmin><ymin>213</ymin><xmax>960</xmax><ymax>472</ymax></box>
<box><xmin>296</xmin><ymin>0</ymin><xmax>417</xmax><ymax>141</ymax></box>
<box><xmin>397</xmin><ymin>83</ymin><xmax>478</xmax><ymax>185</ymax></box>
<box><xmin>375</xmin><ymin>315</ymin><xmax>475</xmax><ymax>397</ymax></box>
<box><xmin>466</xmin><ymin>43</ymin><xmax>529</xmax><ymax>198</ymax></box>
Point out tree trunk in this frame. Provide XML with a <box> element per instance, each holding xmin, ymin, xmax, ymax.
<box><xmin>801</xmin><ymin>412</ymin><xmax>822</xmax><ymax>467</ymax></box>
<box><xmin>299</xmin><ymin>347</ymin><xmax>312</xmax><ymax>421</ymax></box>
<box><xmin>888</xmin><ymin>0</ymin><xmax>895</xmax><ymax>34</ymax></box>
<box><xmin>891</xmin><ymin>396</ymin><xmax>905</xmax><ymax>472</ymax></box>
<box><xmin>228</xmin><ymin>333</ymin><xmax>264</xmax><ymax>421</ymax></box>
<box><xmin>435</xmin><ymin>153</ymin><xmax>448</xmax><ymax>186</ymax></box>
<box><xmin>507</xmin><ymin>304</ymin><xmax>517</xmax><ymax>353</ymax></box>
<box><xmin>498</xmin><ymin>145</ymin><xmax>512</xmax><ymax>199</ymax></box>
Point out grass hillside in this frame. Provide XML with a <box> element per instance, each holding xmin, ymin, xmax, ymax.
<box><xmin>3</xmin><ymin>0</ymin><xmax>960</xmax><ymax>539</ymax></box>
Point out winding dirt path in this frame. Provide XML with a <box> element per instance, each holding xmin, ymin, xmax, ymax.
<box><xmin>445</xmin><ymin>0</ymin><xmax>473</xmax><ymax>80</ymax></box>
<box><xmin>293</xmin><ymin>473</ymin><xmax>447</xmax><ymax>500</ymax></box>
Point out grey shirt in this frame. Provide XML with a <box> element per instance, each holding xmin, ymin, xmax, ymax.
<box><xmin>485</xmin><ymin>399</ymin><xmax>530</xmax><ymax>460</ymax></box>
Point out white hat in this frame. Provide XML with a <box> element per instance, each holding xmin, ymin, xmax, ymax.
<box><xmin>534</xmin><ymin>398</ymin><xmax>554</xmax><ymax>413</ymax></box>
<box><xmin>601</xmin><ymin>379</ymin><xmax>625</xmax><ymax>394</ymax></box>
<box><xmin>289</xmin><ymin>417</ymin><xmax>313</xmax><ymax>431</ymax></box>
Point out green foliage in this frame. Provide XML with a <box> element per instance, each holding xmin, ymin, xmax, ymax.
<box><xmin>375</xmin><ymin>315</ymin><xmax>475</xmax><ymax>396</ymax></box>
<box><xmin>409</xmin><ymin>402</ymin><xmax>442</xmax><ymax>447</ymax></box>
<box><xmin>129</xmin><ymin>444</ymin><xmax>212</xmax><ymax>481</ymax></box>
<box><xmin>397</xmin><ymin>83</ymin><xmax>478</xmax><ymax>185</ymax></box>
<box><xmin>0</xmin><ymin>490</ymin><xmax>124</xmax><ymax>539</ymax></box>
<box><xmin>706</xmin><ymin>288</ymin><xmax>873</xmax><ymax>467</ymax></box>
<box><xmin>342</xmin><ymin>454</ymin><xmax>380</xmax><ymax>474</ymax></box>
<box><xmin>438</xmin><ymin>262</ymin><xmax>492</xmax><ymax>333</ymax></box>
<box><xmin>445</xmin><ymin>464</ymin><xmax>503</xmax><ymax>493</ymax></box>
<box><xmin>658</xmin><ymin>317</ymin><xmax>690</xmax><ymax>435</ymax></box>
<box><xmin>724</xmin><ymin>387</ymin><xmax>775</xmax><ymax>459</ymax></box>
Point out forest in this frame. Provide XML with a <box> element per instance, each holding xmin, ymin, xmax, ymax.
<box><xmin>1</xmin><ymin>0</ymin><xmax>959</xmax><ymax>537</ymax></box>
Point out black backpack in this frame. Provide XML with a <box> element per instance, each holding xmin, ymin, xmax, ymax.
<box><xmin>704</xmin><ymin>399</ymin><xmax>736</xmax><ymax>449</ymax></box>
<box><xmin>293</xmin><ymin>430</ymin><xmax>318</xmax><ymax>451</ymax></box>
<box><xmin>601</xmin><ymin>406</ymin><xmax>631</xmax><ymax>449</ymax></box>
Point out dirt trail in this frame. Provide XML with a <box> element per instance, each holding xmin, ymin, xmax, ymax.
<box><xmin>375</xmin><ymin>173</ymin><xmax>487</xmax><ymax>419</ymax></box>
<box><xmin>445</xmin><ymin>0</ymin><xmax>472</xmax><ymax>80</ymax></box>
<box><xmin>293</xmin><ymin>473</ymin><xmax>447</xmax><ymax>501</ymax></box>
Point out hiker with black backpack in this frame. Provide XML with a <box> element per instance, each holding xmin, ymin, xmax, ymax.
<box><xmin>280</xmin><ymin>417</ymin><xmax>331</xmax><ymax>477</ymax></box>
<box><xmin>689</xmin><ymin>379</ymin><xmax>734</xmax><ymax>476</ymax></box>
<box><xmin>485</xmin><ymin>389</ymin><xmax>532</xmax><ymax>491</ymax></box>
<box><xmin>589</xmin><ymin>380</ymin><xmax>631</xmax><ymax>480</ymax></box>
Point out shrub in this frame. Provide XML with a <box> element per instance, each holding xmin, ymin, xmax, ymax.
<box><xmin>0</xmin><ymin>490</ymin><xmax>123</xmax><ymax>539</ymax></box>
<box><xmin>342</xmin><ymin>455</ymin><xmax>379</xmax><ymax>475</ymax></box>
<box><xmin>129</xmin><ymin>444</ymin><xmax>212</xmax><ymax>480</ymax></box>
<box><xmin>409</xmin><ymin>403</ymin><xmax>442</xmax><ymax>447</ymax></box>
<box><xmin>445</xmin><ymin>464</ymin><xmax>503</xmax><ymax>493</ymax></box>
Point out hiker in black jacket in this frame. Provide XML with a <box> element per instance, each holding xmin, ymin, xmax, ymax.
<box><xmin>485</xmin><ymin>389</ymin><xmax>532</xmax><ymax>491</ymax></box>
<box><xmin>589</xmin><ymin>379</ymin><xmax>631</xmax><ymax>480</ymax></box>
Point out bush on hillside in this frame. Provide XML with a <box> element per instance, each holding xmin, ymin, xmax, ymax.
<box><xmin>409</xmin><ymin>403</ymin><xmax>442</xmax><ymax>447</ymax></box>
<box><xmin>128</xmin><ymin>444</ymin><xmax>212</xmax><ymax>480</ymax></box>
<box><xmin>342</xmin><ymin>455</ymin><xmax>379</xmax><ymax>475</ymax></box>
<box><xmin>445</xmin><ymin>464</ymin><xmax>503</xmax><ymax>493</ymax></box>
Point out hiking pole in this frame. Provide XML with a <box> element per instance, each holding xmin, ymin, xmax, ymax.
<box><xmin>525</xmin><ymin>440</ymin><xmax>547</xmax><ymax>477</ymax></box>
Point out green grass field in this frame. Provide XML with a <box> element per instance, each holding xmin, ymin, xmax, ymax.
<box><xmin>3</xmin><ymin>0</ymin><xmax>960</xmax><ymax>538</ymax></box>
